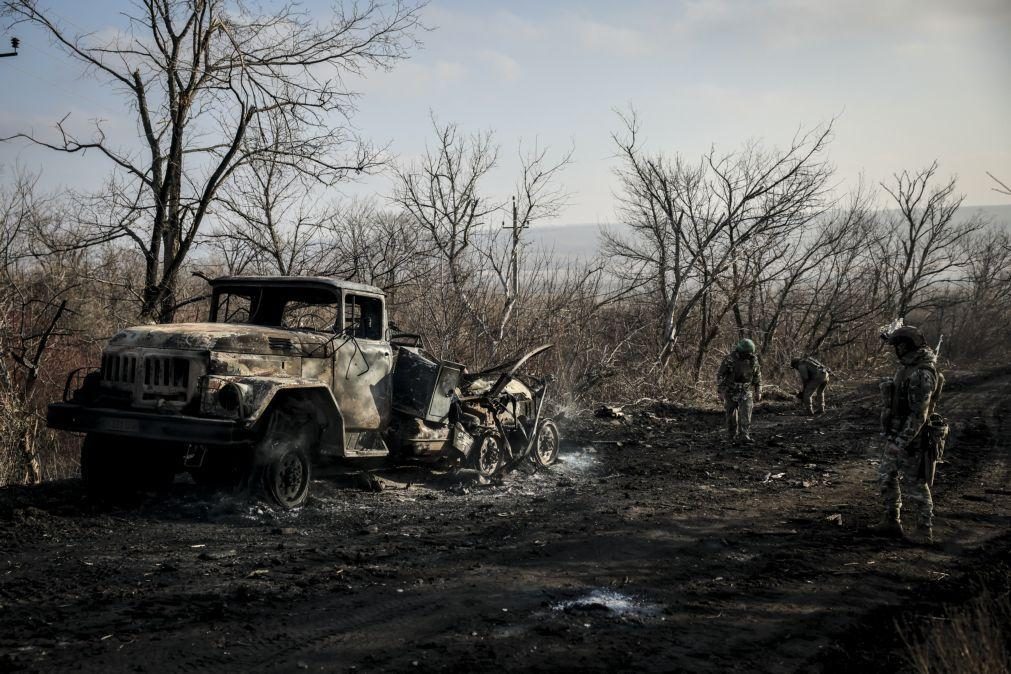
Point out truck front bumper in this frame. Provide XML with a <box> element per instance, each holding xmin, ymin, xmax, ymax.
<box><xmin>47</xmin><ymin>403</ymin><xmax>249</xmax><ymax>445</ymax></box>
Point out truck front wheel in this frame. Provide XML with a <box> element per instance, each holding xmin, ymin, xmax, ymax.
<box><xmin>254</xmin><ymin>408</ymin><xmax>316</xmax><ymax>509</ymax></box>
<box><xmin>264</xmin><ymin>447</ymin><xmax>311</xmax><ymax>509</ymax></box>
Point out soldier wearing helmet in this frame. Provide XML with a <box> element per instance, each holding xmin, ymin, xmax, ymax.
<box><xmin>872</xmin><ymin>324</ymin><xmax>947</xmax><ymax>544</ymax></box>
<box><xmin>716</xmin><ymin>338</ymin><xmax>763</xmax><ymax>444</ymax></box>
<box><xmin>790</xmin><ymin>355</ymin><xmax>831</xmax><ymax>415</ymax></box>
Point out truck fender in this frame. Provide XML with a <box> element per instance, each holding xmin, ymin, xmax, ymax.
<box><xmin>243</xmin><ymin>379</ymin><xmax>345</xmax><ymax>455</ymax></box>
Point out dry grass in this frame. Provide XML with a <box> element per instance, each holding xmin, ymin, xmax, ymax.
<box><xmin>902</xmin><ymin>590</ymin><xmax>1011</xmax><ymax>674</ymax></box>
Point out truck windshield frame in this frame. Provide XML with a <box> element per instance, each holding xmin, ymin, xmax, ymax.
<box><xmin>210</xmin><ymin>285</ymin><xmax>342</xmax><ymax>332</ymax></box>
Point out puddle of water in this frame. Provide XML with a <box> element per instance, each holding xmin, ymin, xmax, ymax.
<box><xmin>552</xmin><ymin>589</ymin><xmax>663</xmax><ymax>619</ymax></box>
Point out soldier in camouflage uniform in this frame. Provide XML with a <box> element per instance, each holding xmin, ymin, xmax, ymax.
<box><xmin>717</xmin><ymin>339</ymin><xmax>763</xmax><ymax>444</ymax></box>
<box><xmin>790</xmin><ymin>355</ymin><xmax>830</xmax><ymax>415</ymax></box>
<box><xmin>872</xmin><ymin>325</ymin><xmax>946</xmax><ymax>544</ymax></box>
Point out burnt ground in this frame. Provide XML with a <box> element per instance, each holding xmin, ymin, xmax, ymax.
<box><xmin>1</xmin><ymin>369</ymin><xmax>1009</xmax><ymax>673</ymax></box>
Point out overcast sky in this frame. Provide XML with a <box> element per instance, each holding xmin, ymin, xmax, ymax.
<box><xmin>1</xmin><ymin>0</ymin><xmax>1009</xmax><ymax>226</ymax></box>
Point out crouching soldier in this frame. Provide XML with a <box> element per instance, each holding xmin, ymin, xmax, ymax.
<box><xmin>791</xmin><ymin>355</ymin><xmax>830</xmax><ymax>415</ymax></box>
<box><xmin>873</xmin><ymin>325</ymin><xmax>948</xmax><ymax>544</ymax></box>
<box><xmin>717</xmin><ymin>339</ymin><xmax>762</xmax><ymax>445</ymax></box>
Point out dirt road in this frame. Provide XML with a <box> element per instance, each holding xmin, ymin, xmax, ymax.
<box><xmin>2</xmin><ymin>370</ymin><xmax>1009</xmax><ymax>672</ymax></box>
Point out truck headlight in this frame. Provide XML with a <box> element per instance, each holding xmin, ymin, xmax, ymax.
<box><xmin>201</xmin><ymin>376</ymin><xmax>249</xmax><ymax>419</ymax></box>
<box><xmin>217</xmin><ymin>383</ymin><xmax>243</xmax><ymax>412</ymax></box>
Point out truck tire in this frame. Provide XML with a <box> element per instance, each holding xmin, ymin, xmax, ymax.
<box><xmin>531</xmin><ymin>419</ymin><xmax>560</xmax><ymax>467</ymax></box>
<box><xmin>254</xmin><ymin>408</ymin><xmax>316</xmax><ymax>509</ymax></box>
<box><xmin>470</xmin><ymin>432</ymin><xmax>504</xmax><ymax>478</ymax></box>
<box><xmin>263</xmin><ymin>446</ymin><xmax>312</xmax><ymax>509</ymax></box>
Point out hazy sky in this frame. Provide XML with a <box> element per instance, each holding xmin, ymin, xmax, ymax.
<box><xmin>1</xmin><ymin>0</ymin><xmax>1009</xmax><ymax>226</ymax></box>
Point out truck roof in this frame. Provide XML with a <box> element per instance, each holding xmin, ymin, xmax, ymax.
<box><xmin>211</xmin><ymin>275</ymin><xmax>385</xmax><ymax>298</ymax></box>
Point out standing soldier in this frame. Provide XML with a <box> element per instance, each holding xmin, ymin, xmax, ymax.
<box><xmin>790</xmin><ymin>355</ymin><xmax>831</xmax><ymax>415</ymax></box>
<box><xmin>717</xmin><ymin>339</ymin><xmax>763</xmax><ymax>445</ymax></box>
<box><xmin>873</xmin><ymin>325</ymin><xmax>947</xmax><ymax>544</ymax></box>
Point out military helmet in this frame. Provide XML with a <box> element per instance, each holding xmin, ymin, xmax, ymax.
<box><xmin>736</xmin><ymin>338</ymin><xmax>756</xmax><ymax>354</ymax></box>
<box><xmin>887</xmin><ymin>325</ymin><xmax>926</xmax><ymax>348</ymax></box>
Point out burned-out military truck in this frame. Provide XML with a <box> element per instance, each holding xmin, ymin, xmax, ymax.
<box><xmin>48</xmin><ymin>276</ymin><xmax>560</xmax><ymax>508</ymax></box>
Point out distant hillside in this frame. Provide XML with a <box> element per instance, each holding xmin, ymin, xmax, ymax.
<box><xmin>526</xmin><ymin>204</ymin><xmax>1011</xmax><ymax>263</ymax></box>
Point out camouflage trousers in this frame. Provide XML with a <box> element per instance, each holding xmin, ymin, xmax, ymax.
<box><xmin>722</xmin><ymin>386</ymin><xmax>753</xmax><ymax>439</ymax></box>
<box><xmin>800</xmin><ymin>374</ymin><xmax>829</xmax><ymax>414</ymax></box>
<box><xmin>878</xmin><ymin>444</ymin><xmax>933</xmax><ymax>528</ymax></box>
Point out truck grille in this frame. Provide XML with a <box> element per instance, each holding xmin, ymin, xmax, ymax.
<box><xmin>101</xmin><ymin>353</ymin><xmax>139</xmax><ymax>384</ymax></box>
<box><xmin>144</xmin><ymin>355</ymin><xmax>190</xmax><ymax>389</ymax></box>
<box><xmin>100</xmin><ymin>351</ymin><xmax>197</xmax><ymax>405</ymax></box>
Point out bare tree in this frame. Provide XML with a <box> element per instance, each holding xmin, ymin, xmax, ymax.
<box><xmin>880</xmin><ymin>162</ymin><xmax>982</xmax><ymax>317</ymax></box>
<box><xmin>392</xmin><ymin>117</ymin><xmax>501</xmax><ymax>341</ymax></box>
<box><xmin>603</xmin><ymin>111</ymin><xmax>835</xmax><ymax>368</ymax></box>
<box><xmin>755</xmin><ymin>187</ymin><xmax>880</xmax><ymax>357</ymax></box>
<box><xmin>474</xmin><ymin>141</ymin><xmax>572</xmax><ymax>354</ymax></box>
<box><xmin>3</xmin><ymin>0</ymin><xmax>425</xmax><ymax>322</ymax></box>
<box><xmin>314</xmin><ymin>200</ymin><xmax>434</xmax><ymax>297</ymax></box>
<box><xmin>210</xmin><ymin>120</ymin><xmax>328</xmax><ymax>276</ymax></box>
<box><xmin>793</xmin><ymin>219</ymin><xmax>885</xmax><ymax>357</ymax></box>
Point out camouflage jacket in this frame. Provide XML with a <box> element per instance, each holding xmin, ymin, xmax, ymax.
<box><xmin>886</xmin><ymin>347</ymin><xmax>942</xmax><ymax>449</ymax></box>
<box><xmin>717</xmin><ymin>351</ymin><xmax>762</xmax><ymax>392</ymax></box>
<box><xmin>793</xmin><ymin>356</ymin><xmax>829</xmax><ymax>383</ymax></box>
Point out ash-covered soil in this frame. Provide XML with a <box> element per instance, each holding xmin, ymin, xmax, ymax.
<box><xmin>2</xmin><ymin>370</ymin><xmax>1009</xmax><ymax>673</ymax></box>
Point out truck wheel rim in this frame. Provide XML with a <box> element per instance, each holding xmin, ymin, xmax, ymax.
<box><xmin>275</xmin><ymin>453</ymin><xmax>306</xmax><ymax>503</ymax></box>
<box><xmin>536</xmin><ymin>426</ymin><xmax>558</xmax><ymax>464</ymax></box>
<box><xmin>479</xmin><ymin>436</ymin><xmax>502</xmax><ymax>474</ymax></box>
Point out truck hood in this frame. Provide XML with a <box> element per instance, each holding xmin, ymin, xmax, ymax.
<box><xmin>107</xmin><ymin>323</ymin><xmax>329</xmax><ymax>356</ymax></box>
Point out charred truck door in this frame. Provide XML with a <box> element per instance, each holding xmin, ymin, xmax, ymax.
<box><xmin>332</xmin><ymin>290</ymin><xmax>393</xmax><ymax>454</ymax></box>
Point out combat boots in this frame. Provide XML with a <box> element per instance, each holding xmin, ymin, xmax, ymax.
<box><xmin>868</xmin><ymin>516</ymin><xmax>904</xmax><ymax>538</ymax></box>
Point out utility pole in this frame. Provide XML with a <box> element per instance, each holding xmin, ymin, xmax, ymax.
<box><xmin>502</xmin><ymin>195</ymin><xmax>527</xmax><ymax>298</ymax></box>
<box><xmin>0</xmin><ymin>37</ymin><xmax>20</xmax><ymax>58</ymax></box>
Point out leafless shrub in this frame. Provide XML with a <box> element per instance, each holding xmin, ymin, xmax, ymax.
<box><xmin>0</xmin><ymin>168</ymin><xmax>80</xmax><ymax>485</ymax></box>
